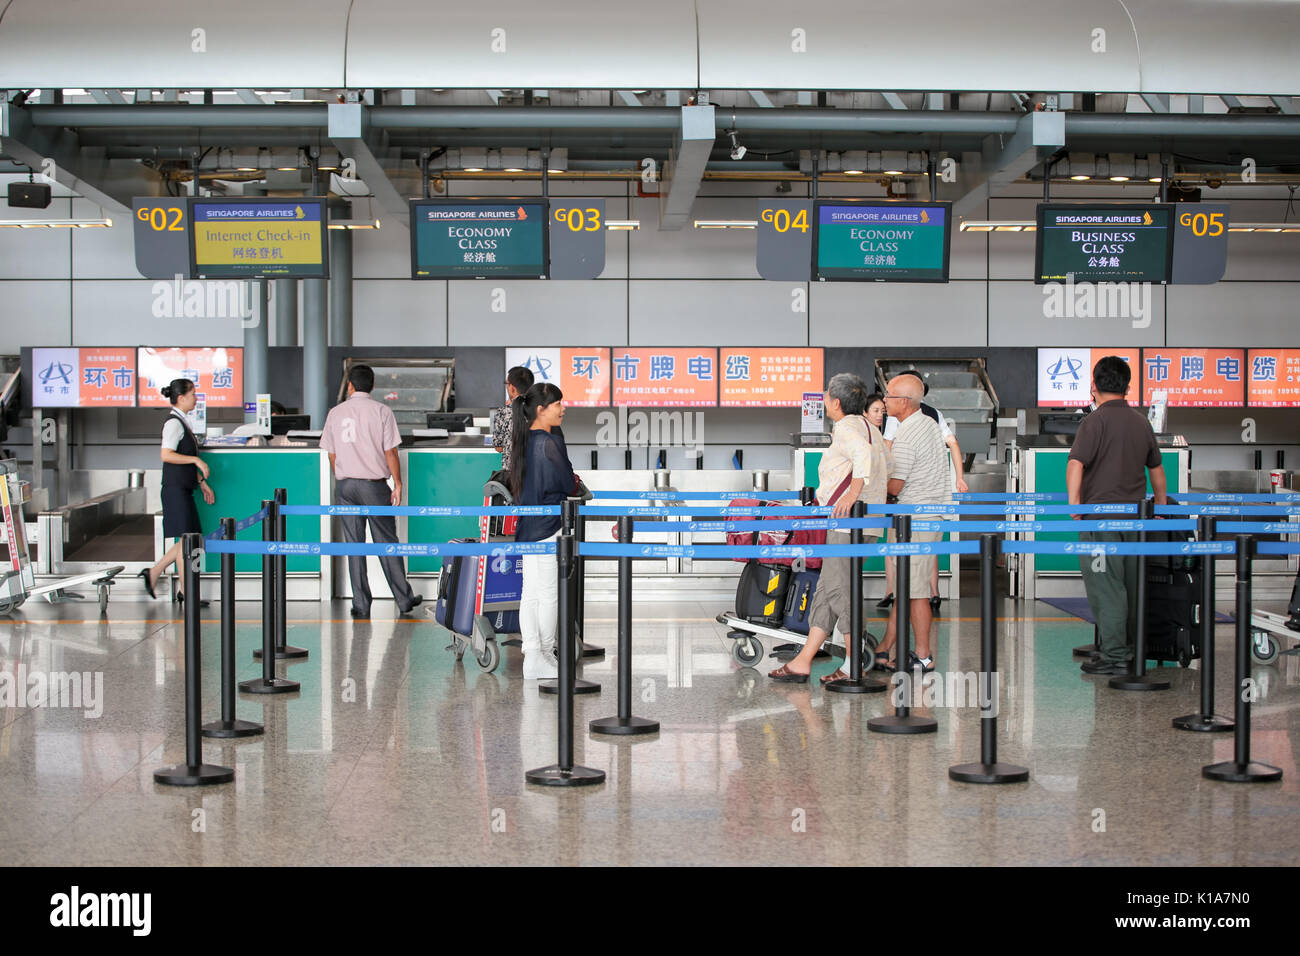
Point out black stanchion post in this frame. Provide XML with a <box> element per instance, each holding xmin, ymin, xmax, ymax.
<box><xmin>827</xmin><ymin>501</ymin><xmax>887</xmax><ymax>695</ymax></box>
<box><xmin>203</xmin><ymin>517</ymin><xmax>263</xmax><ymax>739</ymax></box>
<box><xmin>1174</xmin><ymin>515</ymin><xmax>1234</xmax><ymax>732</ymax></box>
<box><xmin>1110</xmin><ymin>498</ymin><xmax>1171</xmax><ymax>691</ymax></box>
<box><xmin>155</xmin><ymin>533</ymin><xmax>235</xmax><ymax>785</ymax></box>
<box><xmin>869</xmin><ymin>514</ymin><xmax>937</xmax><ymax>734</ymax></box>
<box><xmin>254</xmin><ymin>489</ymin><xmax>308</xmax><ymax>660</ymax></box>
<box><xmin>526</xmin><ymin>532</ymin><xmax>605</xmax><ymax>787</ymax></box>
<box><xmin>591</xmin><ymin>515</ymin><xmax>659</xmax><ymax>735</ymax></box>
<box><xmin>572</xmin><ymin>496</ymin><xmax>603</xmax><ymax>660</ymax></box>
<box><xmin>540</xmin><ymin>500</ymin><xmax>600</xmax><ymax>696</ymax></box>
<box><xmin>240</xmin><ymin>500</ymin><xmax>300</xmax><ymax>695</ymax></box>
<box><xmin>1203</xmin><ymin>536</ymin><xmax>1282</xmax><ymax>782</ymax></box>
<box><xmin>950</xmin><ymin>535</ymin><xmax>1028</xmax><ymax>783</ymax></box>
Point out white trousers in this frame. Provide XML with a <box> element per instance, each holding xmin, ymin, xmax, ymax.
<box><xmin>519</xmin><ymin>530</ymin><xmax>561</xmax><ymax>654</ymax></box>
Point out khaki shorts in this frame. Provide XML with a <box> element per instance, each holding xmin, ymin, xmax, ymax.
<box><xmin>887</xmin><ymin>527</ymin><xmax>942</xmax><ymax>590</ymax></box>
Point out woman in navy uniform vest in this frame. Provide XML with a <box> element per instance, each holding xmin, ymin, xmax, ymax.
<box><xmin>138</xmin><ymin>378</ymin><xmax>216</xmax><ymax>605</ymax></box>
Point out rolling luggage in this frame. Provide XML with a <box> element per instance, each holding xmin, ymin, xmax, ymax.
<box><xmin>736</xmin><ymin>562</ymin><xmax>790</xmax><ymax>626</ymax></box>
<box><xmin>1144</xmin><ymin>561</ymin><xmax>1202</xmax><ymax>666</ymax></box>
<box><xmin>434</xmin><ymin>538</ymin><xmax>479</xmax><ymax>638</ymax></box>
<box><xmin>782</xmin><ymin>570</ymin><xmax>818</xmax><ymax>635</ymax></box>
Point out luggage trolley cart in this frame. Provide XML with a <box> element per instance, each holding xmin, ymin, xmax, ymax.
<box><xmin>0</xmin><ymin>459</ymin><xmax>123</xmax><ymax>615</ymax></box>
<box><xmin>1249</xmin><ymin>566</ymin><xmax>1300</xmax><ymax>665</ymax></box>
<box><xmin>433</xmin><ymin>475</ymin><xmax>523</xmax><ymax>673</ymax></box>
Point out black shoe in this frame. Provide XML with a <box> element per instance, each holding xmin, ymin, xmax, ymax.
<box><xmin>929</xmin><ymin>595</ymin><xmax>941</xmax><ymax>613</ymax></box>
<box><xmin>399</xmin><ymin>595</ymin><xmax>424</xmax><ymax>616</ymax></box>
<box><xmin>175</xmin><ymin>593</ymin><xmax>209</xmax><ymax>609</ymax></box>
<box><xmin>137</xmin><ymin>568</ymin><xmax>157</xmax><ymax>599</ymax></box>
<box><xmin>1080</xmin><ymin>659</ymin><xmax>1132</xmax><ymax>675</ymax></box>
<box><xmin>350</xmin><ymin>607</ymin><xmax>370</xmax><ymax>619</ymax></box>
<box><xmin>876</xmin><ymin>593</ymin><xmax>895</xmax><ymax>610</ymax></box>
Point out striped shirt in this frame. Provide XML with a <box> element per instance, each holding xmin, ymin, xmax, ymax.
<box><xmin>890</xmin><ymin>411</ymin><xmax>952</xmax><ymax>507</ymax></box>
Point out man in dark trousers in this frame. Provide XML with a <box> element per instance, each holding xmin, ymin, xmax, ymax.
<box><xmin>320</xmin><ymin>364</ymin><xmax>422</xmax><ymax>619</ymax></box>
<box><xmin>1068</xmin><ymin>355</ymin><xmax>1167</xmax><ymax>675</ymax></box>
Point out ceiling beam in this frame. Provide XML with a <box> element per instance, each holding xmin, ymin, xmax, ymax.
<box><xmin>938</xmin><ymin>110</ymin><xmax>1065</xmax><ymax>219</ymax></box>
<box><xmin>659</xmin><ymin>104</ymin><xmax>714</xmax><ymax>230</ymax></box>
<box><xmin>881</xmin><ymin>92</ymin><xmax>908</xmax><ymax>110</ymax></box>
<box><xmin>327</xmin><ymin>102</ymin><xmax>410</xmax><ymax>228</ymax></box>
<box><xmin>0</xmin><ymin>101</ymin><xmax>131</xmax><ymax>214</ymax></box>
<box><xmin>1141</xmin><ymin>93</ymin><xmax>1170</xmax><ymax>114</ymax></box>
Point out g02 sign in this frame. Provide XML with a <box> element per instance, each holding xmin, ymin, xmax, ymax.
<box><xmin>133</xmin><ymin>198</ymin><xmax>191</xmax><ymax>279</ymax></box>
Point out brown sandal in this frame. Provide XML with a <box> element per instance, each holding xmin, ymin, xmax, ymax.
<box><xmin>819</xmin><ymin>668</ymin><xmax>848</xmax><ymax>685</ymax></box>
<box><xmin>768</xmin><ymin>663</ymin><xmax>810</xmax><ymax>683</ymax></box>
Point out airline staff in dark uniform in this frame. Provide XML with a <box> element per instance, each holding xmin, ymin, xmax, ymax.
<box><xmin>139</xmin><ymin>378</ymin><xmax>215</xmax><ymax>606</ymax></box>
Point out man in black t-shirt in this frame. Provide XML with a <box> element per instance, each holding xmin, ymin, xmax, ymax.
<box><xmin>1067</xmin><ymin>356</ymin><xmax>1167</xmax><ymax>675</ymax></box>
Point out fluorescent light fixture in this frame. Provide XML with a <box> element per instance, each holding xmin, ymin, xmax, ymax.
<box><xmin>959</xmin><ymin>220</ymin><xmax>1034</xmax><ymax>232</ymax></box>
<box><xmin>1070</xmin><ymin>174</ymin><xmax>1091</xmax><ymax>181</ymax></box>
<box><xmin>844</xmin><ymin>170</ymin><xmax>865</xmax><ymax>176</ymax></box>
<box><xmin>605</xmin><ymin>219</ymin><xmax>640</xmax><ymax>231</ymax></box>
<box><xmin>1227</xmin><ymin>223</ymin><xmax>1300</xmax><ymax>233</ymax></box>
<box><xmin>883</xmin><ymin>170</ymin><xmax>904</xmax><ymax>176</ymax></box>
<box><xmin>463</xmin><ymin>167</ymin><xmax>484</xmax><ymax>172</ymax></box>
<box><xmin>693</xmin><ymin>220</ymin><xmax>758</xmax><ymax>229</ymax></box>
<box><xmin>547</xmin><ymin>169</ymin><xmax>564</xmax><ymax>174</ymax></box>
<box><xmin>1148</xmin><ymin>177</ymin><xmax>1162</xmax><ymax>183</ymax></box>
<box><xmin>327</xmin><ymin>219</ymin><xmax>381</xmax><ymax>230</ymax></box>
<box><xmin>1109</xmin><ymin>175</ymin><xmax>1130</xmax><ymax>182</ymax></box>
<box><xmin>0</xmin><ymin>217</ymin><xmax>113</xmax><ymax>228</ymax></box>
<box><xmin>504</xmin><ymin>168</ymin><xmax>524</xmax><ymax>173</ymax></box>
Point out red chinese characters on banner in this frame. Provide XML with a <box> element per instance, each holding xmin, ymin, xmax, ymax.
<box><xmin>611</xmin><ymin>348</ymin><xmax>717</xmax><ymax>407</ymax></box>
<box><xmin>1141</xmin><ymin>349</ymin><xmax>1245</xmax><ymax>407</ymax></box>
<box><xmin>137</xmin><ymin>347</ymin><xmax>244</xmax><ymax>408</ymax></box>
<box><xmin>719</xmin><ymin>349</ymin><xmax>824</xmax><ymax>407</ymax></box>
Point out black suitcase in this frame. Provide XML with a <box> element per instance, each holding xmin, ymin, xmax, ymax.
<box><xmin>782</xmin><ymin>570</ymin><xmax>818</xmax><ymax>635</ymax></box>
<box><xmin>736</xmin><ymin>562</ymin><xmax>790</xmax><ymax>626</ymax></box>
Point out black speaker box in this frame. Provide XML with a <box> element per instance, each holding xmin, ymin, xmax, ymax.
<box><xmin>8</xmin><ymin>182</ymin><xmax>52</xmax><ymax>209</ymax></box>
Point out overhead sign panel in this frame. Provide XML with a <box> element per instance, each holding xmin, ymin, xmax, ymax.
<box><xmin>719</xmin><ymin>348</ymin><xmax>823</xmax><ymax>407</ymax></box>
<box><xmin>1035</xmin><ymin>204</ymin><xmax>1173</xmax><ymax>284</ymax></box>
<box><xmin>1141</xmin><ymin>348</ymin><xmax>1245</xmax><ymax>407</ymax></box>
<box><xmin>1036</xmin><ymin>347</ymin><xmax>1140</xmax><ymax>407</ymax></box>
<box><xmin>30</xmin><ymin>348</ymin><xmax>137</xmax><ymax>408</ymax></box>
<box><xmin>138</xmin><ymin>347</ymin><xmax>243</xmax><ymax>408</ymax></box>
<box><xmin>504</xmin><ymin>347</ymin><xmax>610</xmax><ymax>407</ymax></box>
<box><xmin>1246</xmin><ymin>349</ymin><xmax>1300</xmax><ymax>407</ymax></box>
<box><xmin>812</xmin><ymin>201</ymin><xmax>950</xmax><ymax>282</ymax></box>
<box><xmin>189</xmin><ymin>198</ymin><xmax>328</xmax><ymax>279</ymax></box>
<box><xmin>412</xmin><ymin>200</ymin><xmax>548</xmax><ymax>279</ymax></box>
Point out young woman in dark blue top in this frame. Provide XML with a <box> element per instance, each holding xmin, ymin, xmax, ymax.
<box><xmin>509</xmin><ymin>382</ymin><xmax>574</xmax><ymax>680</ymax></box>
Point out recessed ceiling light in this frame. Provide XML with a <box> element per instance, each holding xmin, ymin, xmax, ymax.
<box><xmin>884</xmin><ymin>170</ymin><xmax>903</xmax><ymax>176</ymax></box>
<box><xmin>844</xmin><ymin>170</ymin><xmax>864</xmax><ymax>176</ymax></box>
<box><xmin>1070</xmin><ymin>174</ymin><xmax>1091</xmax><ymax>181</ymax></box>
<box><xmin>463</xmin><ymin>167</ymin><xmax>483</xmax><ymax>172</ymax></box>
<box><xmin>1148</xmin><ymin>177</ymin><xmax>1162</xmax><ymax>183</ymax></box>
<box><xmin>504</xmin><ymin>167</ymin><xmax>524</xmax><ymax>173</ymax></box>
<box><xmin>1109</xmin><ymin>175</ymin><xmax>1130</xmax><ymax>182</ymax></box>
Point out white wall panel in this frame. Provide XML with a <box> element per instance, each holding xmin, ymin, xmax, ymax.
<box><xmin>71</xmin><ymin>280</ymin><xmax>244</xmax><ymax>346</ymax></box>
<box><xmin>352</xmin><ymin>280</ymin><xmax>447</xmax><ymax>346</ymax></box>
<box><xmin>628</xmin><ymin>280</ymin><xmax>802</xmax><ymax>345</ymax></box>
<box><xmin>1166</xmin><ymin>283</ymin><xmax>1300</xmax><ymax>346</ymax></box>
<box><xmin>988</xmin><ymin>281</ymin><xmax>1166</xmax><ymax>346</ymax></box>
<box><xmin>351</xmin><ymin>219</ymin><xmax>416</xmax><ymax>280</ymax></box>
<box><xmin>70</xmin><ymin>199</ymin><xmax>139</xmax><ymax>279</ymax></box>
<box><xmin>629</xmin><ymin>198</ymin><xmax>760</xmax><ymax>279</ymax></box>
<box><xmin>811</xmin><ymin>280</ymin><xmax>988</xmax><ymax>347</ymax></box>
<box><xmin>0</xmin><ymin>212</ymin><xmax>70</xmax><ymax>279</ymax></box>
<box><xmin>447</xmin><ymin>280</ymin><xmax>626</xmax><ymax>346</ymax></box>
<box><xmin>0</xmin><ymin>280</ymin><xmax>71</xmax><ymax>351</ymax></box>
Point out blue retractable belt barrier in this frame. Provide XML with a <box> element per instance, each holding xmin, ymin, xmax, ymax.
<box><xmin>1256</xmin><ymin>542</ymin><xmax>1300</xmax><ymax>555</ymax></box>
<box><xmin>1217</xmin><ymin>521</ymin><xmax>1300</xmax><ymax>534</ymax></box>
<box><xmin>204</xmin><ymin>539</ymin><xmax>557</xmax><ymax>558</ymax></box>
<box><xmin>585</xmin><ymin>490</ymin><xmax>801</xmax><ymax>501</ymax></box>
<box><xmin>580</xmin><ymin>504</ymin><xmax>833</xmax><ymax>517</ymax></box>
<box><xmin>578</xmin><ymin>541</ymin><xmax>982</xmax><ymax>560</ymax></box>
<box><xmin>1177</xmin><ymin>492</ymin><xmax>1300</xmax><ymax>502</ymax></box>
<box><xmin>952</xmin><ymin>492</ymin><xmax>1066</xmax><ymax>502</ymax></box>
<box><xmin>205</xmin><ymin>506</ymin><xmax>270</xmax><ymax>540</ymax></box>
<box><xmin>1003</xmin><ymin>540</ymin><xmax>1236</xmax><ymax>556</ymax></box>
<box><xmin>631</xmin><ymin>517</ymin><xmax>891</xmax><ymax>533</ymax></box>
<box><xmin>867</xmin><ymin>503</ymin><xmax>1139</xmax><ymax>515</ymax></box>
<box><xmin>279</xmin><ymin>504</ymin><xmax>561</xmax><ymax>517</ymax></box>
<box><xmin>1156</xmin><ymin>504</ymin><xmax>1300</xmax><ymax>517</ymax></box>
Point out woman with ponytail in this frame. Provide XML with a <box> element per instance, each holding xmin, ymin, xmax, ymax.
<box><xmin>510</xmin><ymin>382</ymin><xmax>573</xmax><ymax>680</ymax></box>
<box><xmin>139</xmin><ymin>378</ymin><xmax>215</xmax><ymax>607</ymax></box>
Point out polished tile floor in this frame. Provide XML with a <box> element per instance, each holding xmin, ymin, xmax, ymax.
<box><xmin>1</xmin><ymin>591</ymin><xmax>1297</xmax><ymax>866</ymax></box>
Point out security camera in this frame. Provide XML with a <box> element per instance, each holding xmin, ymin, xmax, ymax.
<box><xmin>727</xmin><ymin>130</ymin><xmax>746</xmax><ymax>161</ymax></box>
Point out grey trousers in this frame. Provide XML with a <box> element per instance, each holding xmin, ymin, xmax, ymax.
<box><xmin>1078</xmin><ymin>530</ymin><xmax>1140</xmax><ymax>663</ymax></box>
<box><xmin>337</xmin><ymin>477</ymin><xmax>417</xmax><ymax>613</ymax></box>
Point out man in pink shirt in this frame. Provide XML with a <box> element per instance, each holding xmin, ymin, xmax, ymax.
<box><xmin>319</xmin><ymin>364</ymin><xmax>421</xmax><ymax>619</ymax></box>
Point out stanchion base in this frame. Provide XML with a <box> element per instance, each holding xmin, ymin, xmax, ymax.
<box><xmin>252</xmin><ymin>646</ymin><xmax>309</xmax><ymax>660</ymax></box>
<box><xmin>525</xmin><ymin>764</ymin><xmax>606</xmax><ymax>787</ymax></box>
<box><xmin>153</xmin><ymin>763</ymin><xmax>234</xmax><ymax>786</ymax></box>
<box><xmin>868</xmin><ymin>714</ymin><xmax>938</xmax><ymax>734</ymax></box>
<box><xmin>1073</xmin><ymin>644</ymin><xmax>1097</xmax><ymax>658</ymax></box>
<box><xmin>1108</xmin><ymin>673</ymin><xmax>1172</xmax><ymax>692</ymax></box>
<box><xmin>201</xmin><ymin>718</ymin><xmax>264</xmax><ymax>738</ymax></box>
<box><xmin>948</xmin><ymin>761</ymin><xmax>1030</xmax><ymax>784</ymax></box>
<box><xmin>238</xmin><ymin>677</ymin><xmax>300</xmax><ymax>695</ymax></box>
<box><xmin>590</xmin><ymin>715</ymin><xmax>659</xmax><ymax>736</ymax></box>
<box><xmin>825</xmin><ymin>677</ymin><xmax>889</xmax><ymax>695</ymax></box>
<box><xmin>1202</xmin><ymin>760</ymin><xmax>1283</xmax><ymax>783</ymax></box>
<box><xmin>538</xmin><ymin>678</ymin><xmax>600</xmax><ymax>696</ymax></box>
<box><xmin>580</xmin><ymin>642</ymin><xmax>605</xmax><ymax>659</ymax></box>
<box><xmin>1172</xmin><ymin>713</ymin><xmax>1234</xmax><ymax>733</ymax></box>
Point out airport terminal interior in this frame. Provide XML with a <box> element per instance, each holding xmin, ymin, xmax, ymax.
<box><xmin>1</xmin><ymin>0</ymin><xmax>1299</xmax><ymax>869</ymax></box>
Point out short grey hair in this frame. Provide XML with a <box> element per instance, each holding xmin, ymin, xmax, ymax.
<box><xmin>826</xmin><ymin>373</ymin><xmax>869</xmax><ymax>416</ymax></box>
